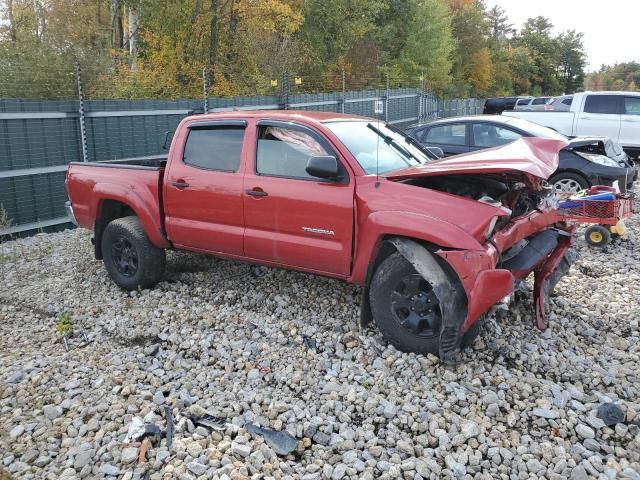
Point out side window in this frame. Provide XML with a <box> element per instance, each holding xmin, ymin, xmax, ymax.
<box><xmin>532</xmin><ymin>97</ymin><xmax>548</xmax><ymax>105</ymax></box>
<box><xmin>414</xmin><ymin>127</ymin><xmax>429</xmax><ymax>142</ymax></box>
<box><xmin>425</xmin><ymin>124</ymin><xmax>466</xmax><ymax>146</ymax></box>
<box><xmin>183</xmin><ymin>126</ymin><xmax>245</xmax><ymax>171</ymax></box>
<box><xmin>256</xmin><ymin>126</ymin><xmax>329</xmax><ymax>180</ymax></box>
<box><xmin>472</xmin><ymin>124</ymin><xmax>521</xmax><ymax>147</ymax></box>
<box><xmin>516</xmin><ymin>99</ymin><xmax>530</xmax><ymax>106</ymax></box>
<box><xmin>624</xmin><ymin>97</ymin><xmax>640</xmax><ymax>115</ymax></box>
<box><xmin>562</xmin><ymin>97</ymin><xmax>573</xmax><ymax>106</ymax></box>
<box><xmin>584</xmin><ymin>95</ymin><xmax>621</xmax><ymax>114</ymax></box>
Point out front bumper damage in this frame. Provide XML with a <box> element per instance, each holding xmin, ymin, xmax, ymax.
<box><xmin>433</xmin><ymin>210</ymin><xmax>576</xmax><ymax>359</ymax></box>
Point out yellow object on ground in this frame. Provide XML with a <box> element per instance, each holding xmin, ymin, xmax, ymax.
<box><xmin>610</xmin><ymin>220</ymin><xmax>627</xmax><ymax>236</ymax></box>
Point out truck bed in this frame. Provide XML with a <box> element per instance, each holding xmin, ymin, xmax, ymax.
<box><xmin>66</xmin><ymin>157</ymin><xmax>167</xmax><ymax>247</ymax></box>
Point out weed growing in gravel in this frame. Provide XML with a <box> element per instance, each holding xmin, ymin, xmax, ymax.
<box><xmin>55</xmin><ymin>312</ymin><xmax>74</xmax><ymax>337</ymax></box>
<box><xmin>0</xmin><ymin>205</ymin><xmax>11</xmax><ymax>228</ymax></box>
<box><xmin>0</xmin><ymin>253</ymin><xmax>14</xmax><ymax>263</ymax></box>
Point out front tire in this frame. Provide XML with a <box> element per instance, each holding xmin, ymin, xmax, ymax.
<box><xmin>369</xmin><ymin>253</ymin><xmax>448</xmax><ymax>355</ymax></box>
<box><xmin>101</xmin><ymin>216</ymin><xmax>166</xmax><ymax>290</ymax></box>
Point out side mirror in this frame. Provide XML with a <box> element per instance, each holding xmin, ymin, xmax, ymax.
<box><xmin>161</xmin><ymin>131</ymin><xmax>170</xmax><ymax>150</ymax></box>
<box><xmin>426</xmin><ymin>146</ymin><xmax>444</xmax><ymax>158</ymax></box>
<box><xmin>306</xmin><ymin>155</ymin><xmax>339</xmax><ymax>180</ymax></box>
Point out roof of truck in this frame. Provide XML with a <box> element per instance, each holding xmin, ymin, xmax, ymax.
<box><xmin>188</xmin><ymin>110</ymin><xmax>370</xmax><ymax>124</ymax></box>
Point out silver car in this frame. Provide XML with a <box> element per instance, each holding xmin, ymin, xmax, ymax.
<box><xmin>513</xmin><ymin>96</ymin><xmax>553</xmax><ymax>111</ymax></box>
<box><xmin>544</xmin><ymin>95</ymin><xmax>573</xmax><ymax>112</ymax></box>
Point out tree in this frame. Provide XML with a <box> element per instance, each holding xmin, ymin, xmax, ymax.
<box><xmin>486</xmin><ymin>4</ymin><xmax>513</xmax><ymax>42</ymax></box>
<box><xmin>398</xmin><ymin>0</ymin><xmax>454</xmax><ymax>92</ymax></box>
<box><xmin>448</xmin><ymin>0</ymin><xmax>490</xmax><ymax>95</ymax></box>
<box><xmin>556</xmin><ymin>30</ymin><xmax>586</xmax><ymax>93</ymax></box>
<box><xmin>517</xmin><ymin>16</ymin><xmax>561</xmax><ymax>94</ymax></box>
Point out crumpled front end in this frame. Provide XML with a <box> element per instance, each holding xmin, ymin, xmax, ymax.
<box><xmin>436</xmin><ymin>208</ymin><xmax>576</xmax><ymax>336</ymax></box>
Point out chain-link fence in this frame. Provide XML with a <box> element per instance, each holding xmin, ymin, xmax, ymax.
<box><xmin>0</xmin><ymin>64</ymin><xmax>484</xmax><ymax>238</ymax></box>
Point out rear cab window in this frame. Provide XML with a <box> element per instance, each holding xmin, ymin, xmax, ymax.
<box><xmin>425</xmin><ymin>124</ymin><xmax>466</xmax><ymax>146</ymax></box>
<box><xmin>183</xmin><ymin>125</ymin><xmax>245</xmax><ymax>171</ymax></box>
<box><xmin>583</xmin><ymin>95</ymin><xmax>622</xmax><ymax>114</ymax></box>
<box><xmin>624</xmin><ymin>96</ymin><xmax>640</xmax><ymax>115</ymax></box>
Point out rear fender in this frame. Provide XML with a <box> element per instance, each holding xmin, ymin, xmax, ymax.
<box><xmin>92</xmin><ymin>183</ymin><xmax>169</xmax><ymax>250</ymax></box>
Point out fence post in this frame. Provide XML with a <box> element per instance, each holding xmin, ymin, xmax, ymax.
<box><xmin>384</xmin><ymin>72</ymin><xmax>390</xmax><ymax>123</ymax></box>
<box><xmin>418</xmin><ymin>75</ymin><xmax>423</xmax><ymax>123</ymax></box>
<box><xmin>202</xmin><ymin>68</ymin><xmax>209</xmax><ymax>114</ymax></box>
<box><xmin>75</xmin><ymin>64</ymin><xmax>88</xmax><ymax>163</ymax></box>
<box><xmin>341</xmin><ymin>69</ymin><xmax>346</xmax><ymax>114</ymax></box>
<box><xmin>281</xmin><ymin>70</ymin><xmax>289</xmax><ymax>110</ymax></box>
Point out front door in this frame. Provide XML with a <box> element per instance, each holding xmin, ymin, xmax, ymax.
<box><xmin>164</xmin><ymin>120</ymin><xmax>247</xmax><ymax>255</ymax></box>
<box><xmin>243</xmin><ymin>121</ymin><xmax>355</xmax><ymax>276</ymax></box>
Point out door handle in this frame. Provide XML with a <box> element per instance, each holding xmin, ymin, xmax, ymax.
<box><xmin>171</xmin><ymin>180</ymin><xmax>190</xmax><ymax>189</ymax></box>
<box><xmin>246</xmin><ymin>188</ymin><xmax>268</xmax><ymax>197</ymax></box>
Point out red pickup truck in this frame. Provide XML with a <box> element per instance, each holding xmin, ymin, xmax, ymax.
<box><xmin>66</xmin><ymin>111</ymin><xmax>575</xmax><ymax>362</ymax></box>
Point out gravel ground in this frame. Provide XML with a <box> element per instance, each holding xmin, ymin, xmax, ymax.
<box><xmin>1</xmin><ymin>191</ymin><xmax>639</xmax><ymax>480</ymax></box>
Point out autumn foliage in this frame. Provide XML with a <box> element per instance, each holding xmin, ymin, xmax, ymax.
<box><xmin>0</xmin><ymin>0</ymin><xmax>590</xmax><ymax>99</ymax></box>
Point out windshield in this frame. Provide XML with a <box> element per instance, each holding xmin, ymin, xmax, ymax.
<box><xmin>505</xmin><ymin>117</ymin><xmax>567</xmax><ymax>140</ymax></box>
<box><xmin>325</xmin><ymin>121</ymin><xmax>431</xmax><ymax>174</ymax></box>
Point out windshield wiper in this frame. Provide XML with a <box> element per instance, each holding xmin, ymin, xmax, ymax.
<box><xmin>367</xmin><ymin>123</ymin><xmax>420</xmax><ymax>163</ymax></box>
<box><xmin>385</xmin><ymin>124</ymin><xmax>437</xmax><ymax>161</ymax></box>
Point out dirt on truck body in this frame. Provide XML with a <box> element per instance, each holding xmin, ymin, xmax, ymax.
<box><xmin>65</xmin><ymin>111</ymin><xmax>575</xmax><ymax>362</ymax></box>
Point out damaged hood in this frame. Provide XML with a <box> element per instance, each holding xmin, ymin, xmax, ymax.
<box><xmin>565</xmin><ymin>136</ymin><xmax>628</xmax><ymax>162</ymax></box>
<box><xmin>386</xmin><ymin>137</ymin><xmax>568</xmax><ymax>181</ymax></box>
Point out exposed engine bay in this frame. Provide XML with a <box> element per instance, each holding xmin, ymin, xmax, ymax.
<box><xmin>403</xmin><ymin>173</ymin><xmax>557</xmax><ymax>219</ymax></box>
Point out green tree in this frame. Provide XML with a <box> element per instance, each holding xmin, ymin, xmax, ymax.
<box><xmin>448</xmin><ymin>0</ymin><xmax>491</xmax><ymax>95</ymax></box>
<box><xmin>398</xmin><ymin>0</ymin><xmax>454</xmax><ymax>93</ymax></box>
<box><xmin>517</xmin><ymin>16</ymin><xmax>561</xmax><ymax>94</ymax></box>
<box><xmin>486</xmin><ymin>4</ymin><xmax>513</xmax><ymax>42</ymax></box>
<box><xmin>556</xmin><ymin>30</ymin><xmax>586</xmax><ymax>93</ymax></box>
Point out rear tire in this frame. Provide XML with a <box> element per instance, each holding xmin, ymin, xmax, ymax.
<box><xmin>369</xmin><ymin>253</ymin><xmax>451</xmax><ymax>355</ymax></box>
<box><xmin>102</xmin><ymin>216</ymin><xmax>166</xmax><ymax>290</ymax></box>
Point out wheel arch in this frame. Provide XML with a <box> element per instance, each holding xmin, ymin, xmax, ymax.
<box><xmin>360</xmin><ymin>236</ymin><xmax>469</xmax><ymax>362</ymax></box>
<box><xmin>359</xmin><ymin>235</ymin><xmax>467</xmax><ymax>321</ymax></box>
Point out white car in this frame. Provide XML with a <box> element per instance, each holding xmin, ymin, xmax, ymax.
<box><xmin>504</xmin><ymin>91</ymin><xmax>640</xmax><ymax>159</ymax></box>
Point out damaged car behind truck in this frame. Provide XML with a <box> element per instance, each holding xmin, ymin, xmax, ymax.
<box><xmin>65</xmin><ymin>111</ymin><xmax>575</xmax><ymax>362</ymax></box>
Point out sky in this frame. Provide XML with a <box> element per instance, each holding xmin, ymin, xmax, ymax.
<box><xmin>488</xmin><ymin>0</ymin><xmax>638</xmax><ymax>71</ymax></box>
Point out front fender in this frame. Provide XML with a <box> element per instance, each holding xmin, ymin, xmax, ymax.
<box><xmin>351</xmin><ymin>210</ymin><xmax>483</xmax><ymax>285</ymax></box>
<box><xmin>92</xmin><ymin>183</ymin><xmax>169</xmax><ymax>248</ymax></box>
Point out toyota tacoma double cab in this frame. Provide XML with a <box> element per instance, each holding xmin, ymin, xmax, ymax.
<box><xmin>66</xmin><ymin>111</ymin><xmax>575</xmax><ymax>362</ymax></box>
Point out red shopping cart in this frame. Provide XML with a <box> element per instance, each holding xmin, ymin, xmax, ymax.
<box><xmin>556</xmin><ymin>186</ymin><xmax>635</xmax><ymax>247</ymax></box>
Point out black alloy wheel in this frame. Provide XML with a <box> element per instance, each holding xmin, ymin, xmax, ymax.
<box><xmin>390</xmin><ymin>273</ymin><xmax>442</xmax><ymax>338</ymax></box>
<box><xmin>110</xmin><ymin>236</ymin><xmax>139</xmax><ymax>277</ymax></box>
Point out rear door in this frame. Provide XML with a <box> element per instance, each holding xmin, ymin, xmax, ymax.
<box><xmin>420</xmin><ymin>123</ymin><xmax>469</xmax><ymax>156</ymax></box>
<box><xmin>469</xmin><ymin>122</ymin><xmax>522</xmax><ymax>151</ymax></box>
<box><xmin>164</xmin><ymin>120</ymin><xmax>246</xmax><ymax>255</ymax></box>
<box><xmin>242</xmin><ymin>120</ymin><xmax>354</xmax><ymax>276</ymax></box>
<box><xmin>575</xmin><ymin>94</ymin><xmax>622</xmax><ymax>140</ymax></box>
<box><xmin>619</xmin><ymin>96</ymin><xmax>640</xmax><ymax>148</ymax></box>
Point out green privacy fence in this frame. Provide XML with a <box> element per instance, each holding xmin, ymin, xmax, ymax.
<box><xmin>0</xmin><ymin>85</ymin><xmax>483</xmax><ymax>237</ymax></box>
